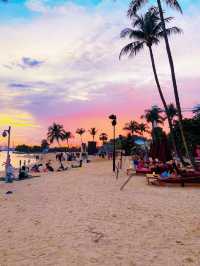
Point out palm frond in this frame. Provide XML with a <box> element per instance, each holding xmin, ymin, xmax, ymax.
<box><xmin>157</xmin><ymin>26</ymin><xmax>182</xmax><ymax>38</ymax></box>
<box><xmin>127</xmin><ymin>0</ymin><xmax>148</xmax><ymax>18</ymax></box>
<box><xmin>165</xmin><ymin>0</ymin><xmax>182</xmax><ymax>13</ymax></box>
<box><xmin>120</xmin><ymin>28</ymin><xmax>134</xmax><ymax>38</ymax></box>
<box><xmin>119</xmin><ymin>41</ymin><xmax>144</xmax><ymax>59</ymax></box>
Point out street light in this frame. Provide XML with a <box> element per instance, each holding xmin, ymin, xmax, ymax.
<box><xmin>2</xmin><ymin>126</ymin><xmax>11</xmax><ymax>158</ymax></box>
<box><xmin>109</xmin><ymin>114</ymin><xmax>117</xmax><ymax>172</ymax></box>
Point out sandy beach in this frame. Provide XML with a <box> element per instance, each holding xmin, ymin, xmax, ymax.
<box><xmin>0</xmin><ymin>157</ymin><xmax>200</xmax><ymax>266</ymax></box>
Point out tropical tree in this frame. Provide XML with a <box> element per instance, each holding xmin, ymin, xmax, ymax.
<box><xmin>138</xmin><ymin>123</ymin><xmax>149</xmax><ymax>136</ymax></box>
<box><xmin>99</xmin><ymin>133</ymin><xmax>108</xmax><ymax>145</ymax></box>
<box><xmin>63</xmin><ymin>131</ymin><xmax>73</xmax><ymax>149</ymax></box>
<box><xmin>193</xmin><ymin>105</ymin><xmax>200</xmax><ymax>119</ymax></box>
<box><xmin>76</xmin><ymin>128</ymin><xmax>85</xmax><ymax>143</ymax></box>
<box><xmin>166</xmin><ymin>103</ymin><xmax>178</xmax><ymax>125</ymax></box>
<box><xmin>88</xmin><ymin>127</ymin><xmax>98</xmax><ymax>141</ymax></box>
<box><xmin>120</xmin><ymin>7</ymin><xmax>180</xmax><ymax>155</ymax></box>
<box><xmin>41</xmin><ymin>139</ymin><xmax>49</xmax><ymax>150</ymax></box>
<box><xmin>123</xmin><ymin>120</ymin><xmax>139</xmax><ymax>136</ymax></box>
<box><xmin>128</xmin><ymin>0</ymin><xmax>191</xmax><ymax>162</ymax></box>
<box><xmin>47</xmin><ymin>123</ymin><xmax>65</xmax><ymax>145</ymax></box>
<box><xmin>141</xmin><ymin>106</ymin><xmax>164</xmax><ymax>141</ymax></box>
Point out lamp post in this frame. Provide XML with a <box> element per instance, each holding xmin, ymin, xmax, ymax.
<box><xmin>109</xmin><ymin>114</ymin><xmax>117</xmax><ymax>172</ymax></box>
<box><xmin>2</xmin><ymin>126</ymin><xmax>11</xmax><ymax>158</ymax></box>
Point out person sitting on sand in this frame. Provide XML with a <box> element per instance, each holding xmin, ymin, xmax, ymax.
<box><xmin>18</xmin><ymin>165</ymin><xmax>29</xmax><ymax>180</ymax></box>
<box><xmin>45</xmin><ymin>161</ymin><xmax>54</xmax><ymax>172</ymax></box>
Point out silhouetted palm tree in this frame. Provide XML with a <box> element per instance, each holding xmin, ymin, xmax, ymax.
<box><xmin>128</xmin><ymin>0</ymin><xmax>191</xmax><ymax>161</ymax></box>
<box><xmin>47</xmin><ymin>123</ymin><xmax>65</xmax><ymax>145</ymax></box>
<box><xmin>63</xmin><ymin>131</ymin><xmax>73</xmax><ymax>149</ymax></box>
<box><xmin>142</xmin><ymin>106</ymin><xmax>164</xmax><ymax>141</ymax></box>
<box><xmin>41</xmin><ymin>139</ymin><xmax>49</xmax><ymax>150</ymax></box>
<box><xmin>88</xmin><ymin>127</ymin><xmax>98</xmax><ymax>141</ymax></box>
<box><xmin>99</xmin><ymin>133</ymin><xmax>108</xmax><ymax>145</ymax></box>
<box><xmin>138</xmin><ymin>123</ymin><xmax>149</xmax><ymax>136</ymax></box>
<box><xmin>166</xmin><ymin>103</ymin><xmax>178</xmax><ymax>125</ymax></box>
<box><xmin>123</xmin><ymin>120</ymin><xmax>139</xmax><ymax>136</ymax></box>
<box><xmin>120</xmin><ymin>7</ymin><xmax>180</xmax><ymax>154</ymax></box>
<box><xmin>76</xmin><ymin>128</ymin><xmax>85</xmax><ymax>143</ymax></box>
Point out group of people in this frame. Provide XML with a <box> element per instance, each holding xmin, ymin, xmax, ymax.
<box><xmin>128</xmin><ymin>155</ymin><xmax>181</xmax><ymax>179</ymax></box>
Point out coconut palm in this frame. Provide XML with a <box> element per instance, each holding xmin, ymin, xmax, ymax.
<box><xmin>76</xmin><ymin>128</ymin><xmax>85</xmax><ymax>143</ymax></box>
<box><xmin>47</xmin><ymin>123</ymin><xmax>65</xmax><ymax>145</ymax></box>
<box><xmin>88</xmin><ymin>127</ymin><xmax>98</xmax><ymax>141</ymax></box>
<box><xmin>41</xmin><ymin>139</ymin><xmax>49</xmax><ymax>150</ymax></box>
<box><xmin>99</xmin><ymin>133</ymin><xmax>108</xmax><ymax>145</ymax></box>
<box><xmin>138</xmin><ymin>123</ymin><xmax>149</xmax><ymax>136</ymax></box>
<box><xmin>123</xmin><ymin>120</ymin><xmax>139</xmax><ymax>136</ymax></box>
<box><xmin>120</xmin><ymin>7</ymin><xmax>180</xmax><ymax>152</ymax></box>
<box><xmin>142</xmin><ymin>105</ymin><xmax>164</xmax><ymax>141</ymax></box>
<box><xmin>166</xmin><ymin>103</ymin><xmax>178</xmax><ymax>125</ymax></box>
<box><xmin>63</xmin><ymin>131</ymin><xmax>73</xmax><ymax>149</ymax></box>
<box><xmin>128</xmin><ymin>0</ymin><xmax>191</xmax><ymax>161</ymax></box>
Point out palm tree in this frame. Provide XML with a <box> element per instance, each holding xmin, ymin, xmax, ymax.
<box><xmin>88</xmin><ymin>127</ymin><xmax>98</xmax><ymax>141</ymax></box>
<box><xmin>123</xmin><ymin>120</ymin><xmax>139</xmax><ymax>136</ymax></box>
<box><xmin>99</xmin><ymin>133</ymin><xmax>108</xmax><ymax>145</ymax></box>
<box><xmin>128</xmin><ymin>0</ymin><xmax>191</xmax><ymax>161</ymax></box>
<box><xmin>47</xmin><ymin>123</ymin><xmax>65</xmax><ymax>145</ymax></box>
<box><xmin>138</xmin><ymin>123</ymin><xmax>149</xmax><ymax>136</ymax></box>
<box><xmin>166</xmin><ymin>103</ymin><xmax>178</xmax><ymax>125</ymax></box>
<box><xmin>120</xmin><ymin>7</ymin><xmax>180</xmax><ymax>155</ymax></box>
<box><xmin>63</xmin><ymin>131</ymin><xmax>73</xmax><ymax>149</ymax></box>
<box><xmin>76</xmin><ymin>128</ymin><xmax>85</xmax><ymax>143</ymax></box>
<box><xmin>142</xmin><ymin>106</ymin><xmax>164</xmax><ymax>141</ymax></box>
<box><xmin>41</xmin><ymin>139</ymin><xmax>49</xmax><ymax>150</ymax></box>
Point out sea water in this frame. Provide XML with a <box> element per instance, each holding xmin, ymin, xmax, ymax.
<box><xmin>0</xmin><ymin>151</ymin><xmax>36</xmax><ymax>172</ymax></box>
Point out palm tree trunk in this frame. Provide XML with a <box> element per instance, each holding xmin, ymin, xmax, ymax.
<box><xmin>148</xmin><ymin>46</ymin><xmax>178</xmax><ymax>157</ymax></box>
<box><xmin>156</xmin><ymin>0</ymin><xmax>192</xmax><ymax>165</ymax></box>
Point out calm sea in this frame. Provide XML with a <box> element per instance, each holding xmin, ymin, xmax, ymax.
<box><xmin>0</xmin><ymin>151</ymin><xmax>36</xmax><ymax>172</ymax></box>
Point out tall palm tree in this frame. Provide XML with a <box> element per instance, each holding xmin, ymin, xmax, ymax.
<box><xmin>76</xmin><ymin>128</ymin><xmax>85</xmax><ymax>143</ymax></box>
<box><xmin>128</xmin><ymin>0</ymin><xmax>191</xmax><ymax>161</ymax></box>
<box><xmin>88</xmin><ymin>127</ymin><xmax>98</xmax><ymax>141</ymax></box>
<box><xmin>99</xmin><ymin>133</ymin><xmax>108</xmax><ymax>145</ymax></box>
<box><xmin>47</xmin><ymin>123</ymin><xmax>65</xmax><ymax>145</ymax></box>
<box><xmin>123</xmin><ymin>120</ymin><xmax>139</xmax><ymax>136</ymax></box>
<box><xmin>63</xmin><ymin>131</ymin><xmax>73</xmax><ymax>149</ymax></box>
<box><xmin>120</xmin><ymin>7</ymin><xmax>180</xmax><ymax>155</ymax></box>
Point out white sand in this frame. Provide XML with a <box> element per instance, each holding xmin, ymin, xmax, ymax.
<box><xmin>0</xmin><ymin>158</ymin><xmax>200</xmax><ymax>266</ymax></box>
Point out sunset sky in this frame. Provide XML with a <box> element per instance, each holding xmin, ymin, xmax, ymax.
<box><xmin>0</xmin><ymin>0</ymin><xmax>199</xmax><ymax>146</ymax></box>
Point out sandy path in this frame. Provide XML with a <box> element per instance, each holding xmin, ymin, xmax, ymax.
<box><xmin>0</xmin><ymin>159</ymin><xmax>200</xmax><ymax>266</ymax></box>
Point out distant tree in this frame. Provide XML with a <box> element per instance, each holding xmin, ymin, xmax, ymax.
<box><xmin>172</xmin><ymin>117</ymin><xmax>200</xmax><ymax>156</ymax></box>
<box><xmin>76</xmin><ymin>128</ymin><xmax>85</xmax><ymax>143</ymax></box>
<box><xmin>123</xmin><ymin>120</ymin><xmax>139</xmax><ymax>136</ymax></box>
<box><xmin>166</xmin><ymin>103</ymin><xmax>178</xmax><ymax>125</ymax></box>
<box><xmin>63</xmin><ymin>131</ymin><xmax>73</xmax><ymax>149</ymax></box>
<box><xmin>88</xmin><ymin>127</ymin><xmax>98</xmax><ymax>141</ymax></box>
<box><xmin>142</xmin><ymin>106</ymin><xmax>164</xmax><ymax>130</ymax></box>
<box><xmin>47</xmin><ymin>123</ymin><xmax>65</xmax><ymax>145</ymax></box>
<box><xmin>138</xmin><ymin>123</ymin><xmax>149</xmax><ymax>136</ymax></box>
<box><xmin>193</xmin><ymin>105</ymin><xmax>200</xmax><ymax>119</ymax></box>
<box><xmin>99</xmin><ymin>133</ymin><xmax>108</xmax><ymax>145</ymax></box>
<box><xmin>41</xmin><ymin>139</ymin><xmax>49</xmax><ymax>150</ymax></box>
